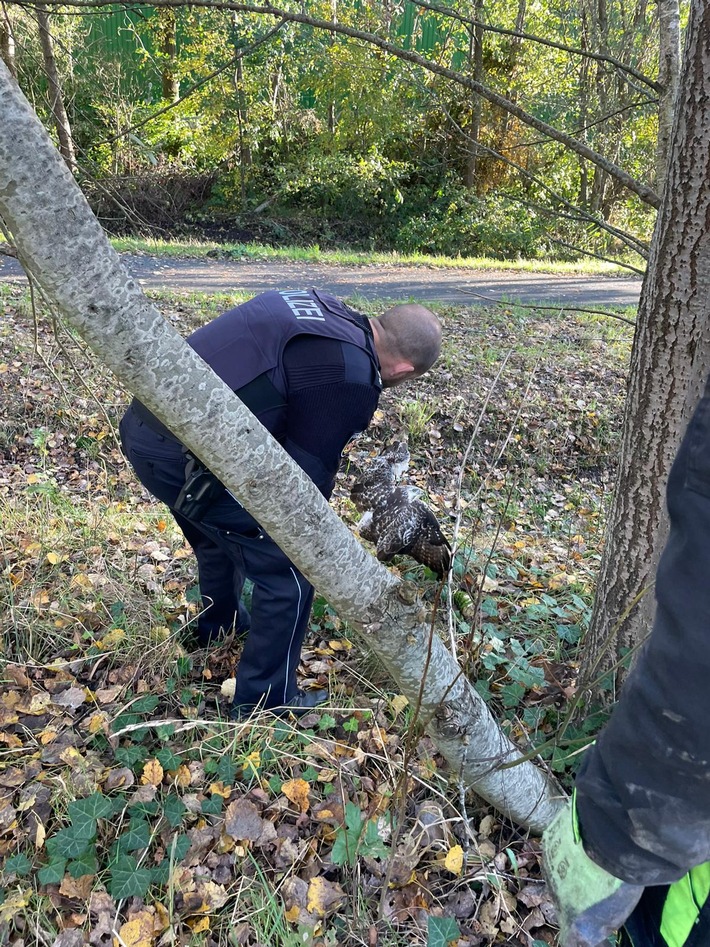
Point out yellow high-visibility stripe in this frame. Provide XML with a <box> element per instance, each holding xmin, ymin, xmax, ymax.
<box><xmin>660</xmin><ymin>862</ymin><xmax>710</xmax><ymax>947</ymax></box>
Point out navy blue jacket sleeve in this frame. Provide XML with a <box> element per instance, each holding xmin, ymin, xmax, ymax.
<box><xmin>575</xmin><ymin>379</ymin><xmax>710</xmax><ymax>886</ymax></box>
<box><xmin>281</xmin><ymin>336</ymin><xmax>380</xmax><ymax>497</ymax></box>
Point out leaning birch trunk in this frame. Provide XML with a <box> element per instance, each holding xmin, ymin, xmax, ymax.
<box><xmin>0</xmin><ymin>59</ymin><xmax>562</xmax><ymax>832</ymax></box>
<box><xmin>581</xmin><ymin>2</ymin><xmax>710</xmax><ymax>696</ymax></box>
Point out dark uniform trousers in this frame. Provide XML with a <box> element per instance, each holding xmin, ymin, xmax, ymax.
<box><xmin>119</xmin><ymin>409</ymin><xmax>314</xmax><ymax>709</ymax></box>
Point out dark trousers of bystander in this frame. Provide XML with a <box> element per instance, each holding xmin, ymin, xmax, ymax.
<box><xmin>119</xmin><ymin>407</ymin><xmax>315</xmax><ymax>710</ymax></box>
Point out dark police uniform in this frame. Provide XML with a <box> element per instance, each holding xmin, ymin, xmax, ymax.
<box><xmin>119</xmin><ymin>290</ymin><xmax>382</xmax><ymax>710</ymax></box>
<box><xmin>572</xmin><ymin>377</ymin><xmax>710</xmax><ymax>945</ymax></box>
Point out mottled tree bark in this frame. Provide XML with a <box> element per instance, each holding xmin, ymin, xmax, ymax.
<box><xmin>582</xmin><ymin>1</ymin><xmax>710</xmax><ymax>696</ymax></box>
<box><xmin>36</xmin><ymin>2</ymin><xmax>76</xmax><ymax>172</ymax></box>
<box><xmin>0</xmin><ymin>59</ymin><xmax>564</xmax><ymax>832</ymax></box>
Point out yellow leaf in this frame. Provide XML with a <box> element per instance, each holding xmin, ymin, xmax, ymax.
<box><xmin>38</xmin><ymin>728</ymin><xmax>58</xmax><ymax>745</ymax></box>
<box><xmin>71</xmin><ymin>572</ymin><xmax>94</xmax><ymax>590</ymax></box>
<box><xmin>35</xmin><ymin>820</ymin><xmax>46</xmax><ymax>849</ymax></box>
<box><xmin>444</xmin><ymin>844</ymin><xmax>464</xmax><ymax>876</ymax></box>
<box><xmin>328</xmin><ymin>638</ymin><xmax>350</xmax><ymax>650</ymax></box>
<box><xmin>282</xmin><ymin>778</ymin><xmax>311</xmax><ymax>814</ymax></box>
<box><xmin>153</xmin><ymin>902</ymin><xmax>170</xmax><ymax>932</ymax></box>
<box><xmin>26</xmin><ymin>473</ymin><xmax>42</xmax><ymax>485</ymax></box>
<box><xmin>208</xmin><ymin>782</ymin><xmax>232</xmax><ymax>798</ymax></box>
<box><xmin>243</xmin><ymin>750</ymin><xmax>261</xmax><ymax>776</ymax></box>
<box><xmin>306</xmin><ymin>876</ymin><xmax>344</xmax><ymax>917</ymax></box>
<box><xmin>114</xmin><ymin>909</ymin><xmax>156</xmax><ymax>947</ymax></box>
<box><xmin>141</xmin><ymin>759</ymin><xmax>164</xmax><ymax>787</ymax></box>
<box><xmin>175</xmin><ymin>765</ymin><xmax>192</xmax><ymax>788</ymax></box>
<box><xmin>186</xmin><ymin>916</ymin><xmax>210</xmax><ymax>934</ymax></box>
<box><xmin>284</xmin><ymin>905</ymin><xmax>301</xmax><ymax>923</ymax></box>
<box><xmin>156</xmin><ymin>520</ymin><xmax>167</xmax><ymax>532</ymax></box>
<box><xmin>87</xmin><ymin>712</ymin><xmax>108</xmax><ymax>735</ymax></box>
<box><xmin>389</xmin><ymin>694</ymin><xmax>409</xmax><ymax>718</ymax></box>
<box><xmin>46</xmin><ymin>551</ymin><xmax>66</xmax><ymax>565</ymax></box>
<box><xmin>101</xmin><ymin>627</ymin><xmax>125</xmax><ymax>649</ymax></box>
<box><xmin>0</xmin><ymin>889</ymin><xmax>32</xmax><ymax>923</ymax></box>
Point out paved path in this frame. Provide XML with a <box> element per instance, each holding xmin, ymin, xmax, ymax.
<box><xmin>0</xmin><ymin>252</ymin><xmax>643</xmax><ymax>307</ymax></box>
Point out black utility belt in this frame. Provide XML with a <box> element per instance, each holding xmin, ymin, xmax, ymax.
<box><xmin>174</xmin><ymin>454</ymin><xmax>225</xmax><ymax>520</ymax></box>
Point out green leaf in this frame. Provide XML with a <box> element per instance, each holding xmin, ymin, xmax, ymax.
<box><xmin>68</xmin><ymin>848</ymin><xmax>98</xmax><ymax>878</ymax></box>
<box><xmin>120</xmin><ymin>818</ymin><xmax>151</xmax><ymax>852</ymax></box>
<box><xmin>109</xmin><ymin>856</ymin><xmax>152</xmax><ymax>899</ymax></box>
<box><xmin>170</xmin><ymin>833</ymin><xmax>191</xmax><ymax>862</ymax></box>
<box><xmin>111</xmin><ymin>712</ymin><xmax>139</xmax><ymax>734</ymax></box>
<box><xmin>361</xmin><ymin>818</ymin><xmax>389</xmax><ymax>860</ymax></box>
<box><xmin>155</xmin><ymin>724</ymin><xmax>176</xmax><ymax>741</ymax></box>
<box><xmin>331</xmin><ymin>802</ymin><xmax>363</xmax><ymax>867</ymax></box>
<box><xmin>156</xmin><ymin>747</ymin><xmax>182</xmax><ymax>771</ymax></box>
<box><xmin>3</xmin><ymin>853</ymin><xmax>32</xmax><ymax>877</ymax></box>
<box><xmin>343</xmin><ymin>716</ymin><xmax>359</xmax><ymax>733</ymax></box>
<box><xmin>45</xmin><ymin>827</ymin><xmax>92</xmax><ymax>860</ymax></box>
<box><xmin>68</xmin><ymin>793</ymin><xmax>113</xmax><ymax>837</ymax></box>
<box><xmin>318</xmin><ymin>714</ymin><xmax>337</xmax><ymax>732</ymax></box>
<box><xmin>151</xmin><ymin>833</ymin><xmax>190</xmax><ymax>884</ymax></box>
<box><xmin>37</xmin><ymin>858</ymin><xmax>66</xmax><ymax>886</ymax></box>
<box><xmin>115</xmin><ymin>745</ymin><xmax>148</xmax><ymax>769</ymax></box>
<box><xmin>162</xmin><ymin>794</ymin><xmax>186</xmax><ymax>828</ymax></box>
<box><xmin>129</xmin><ymin>800</ymin><xmax>159</xmax><ymax>817</ymax></box>
<box><xmin>132</xmin><ymin>695</ymin><xmax>160</xmax><ymax>714</ymax></box>
<box><xmin>427</xmin><ymin>915</ymin><xmax>460</xmax><ymax>947</ymax></box>
<box><xmin>216</xmin><ymin>755</ymin><xmax>237</xmax><ymax>784</ymax></box>
<box><xmin>201</xmin><ymin>795</ymin><xmax>223</xmax><ymax>815</ymax></box>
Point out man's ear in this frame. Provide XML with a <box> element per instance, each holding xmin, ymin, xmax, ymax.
<box><xmin>388</xmin><ymin>361</ymin><xmax>417</xmax><ymax>385</ymax></box>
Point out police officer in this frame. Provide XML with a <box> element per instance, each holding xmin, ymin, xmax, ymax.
<box><xmin>119</xmin><ymin>289</ymin><xmax>441</xmax><ymax>717</ymax></box>
<box><xmin>543</xmin><ymin>377</ymin><xmax>710</xmax><ymax>946</ymax></box>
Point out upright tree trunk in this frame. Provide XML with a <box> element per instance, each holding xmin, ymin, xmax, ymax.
<box><xmin>0</xmin><ymin>58</ymin><xmax>564</xmax><ymax>833</ymax></box>
<box><xmin>36</xmin><ymin>2</ymin><xmax>75</xmax><ymax>172</ymax></box>
<box><xmin>0</xmin><ymin>2</ymin><xmax>16</xmax><ymax>79</ymax></box>
<box><xmin>463</xmin><ymin>0</ymin><xmax>484</xmax><ymax>188</ymax></box>
<box><xmin>582</xmin><ymin>1</ymin><xmax>710</xmax><ymax>697</ymax></box>
<box><xmin>157</xmin><ymin>7</ymin><xmax>180</xmax><ymax>103</ymax></box>
<box><xmin>656</xmin><ymin>0</ymin><xmax>681</xmax><ymax>193</ymax></box>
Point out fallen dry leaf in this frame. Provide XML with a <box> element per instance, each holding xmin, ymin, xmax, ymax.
<box><xmin>224</xmin><ymin>798</ymin><xmax>265</xmax><ymax>842</ymax></box>
<box><xmin>282</xmin><ymin>778</ymin><xmax>311</xmax><ymax>814</ymax></box>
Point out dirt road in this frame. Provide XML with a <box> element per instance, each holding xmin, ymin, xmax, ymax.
<box><xmin>0</xmin><ymin>252</ymin><xmax>643</xmax><ymax>307</ymax></box>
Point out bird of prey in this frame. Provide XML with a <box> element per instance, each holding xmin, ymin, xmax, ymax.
<box><xmin>351</xmin><ymin>443</ymin><xmax>452</xmax><ymax>578</ymax></box>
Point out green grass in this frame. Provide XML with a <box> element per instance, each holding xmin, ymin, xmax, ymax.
<box><xmin>110</xmin><ymin>235</ymin><xmax>642</xmax><ymax>276</ymax></box>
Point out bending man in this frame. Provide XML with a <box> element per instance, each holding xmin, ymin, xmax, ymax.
<box><xmin>119</xmin><ymin>289</ymin><xmax>441</xmax><ymax>717</ymax></box>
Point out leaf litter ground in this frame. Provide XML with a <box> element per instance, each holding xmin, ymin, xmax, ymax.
<box><xmin>0</xmin><ymin>284</ymin><xmax>632</xmax><ymax>947</ymax></box>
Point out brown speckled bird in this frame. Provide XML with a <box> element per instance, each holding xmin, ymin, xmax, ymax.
<box><xmin>351</xmin><ymin>443</ymin><xmax>452</xmax><ymax>578</ymax></box>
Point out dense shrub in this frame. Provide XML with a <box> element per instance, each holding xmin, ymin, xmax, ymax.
<box><xmin>394</xmin><ymin>186</ymin><xmax>546</xmax><ymax>259</ymax></box>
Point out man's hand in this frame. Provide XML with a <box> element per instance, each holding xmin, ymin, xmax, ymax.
<box><xmin>543</xmin><ymin>796</ymin><xmax>644</xmax><ymax>947</ymax></box>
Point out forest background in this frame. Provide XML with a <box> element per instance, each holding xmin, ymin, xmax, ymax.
<box><xmin>0</xmin><ymin>0</ymin><xmax>681</xmax><ymax>265</ymax></box>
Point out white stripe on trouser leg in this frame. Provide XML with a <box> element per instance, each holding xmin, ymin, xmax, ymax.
<box><xmin>283</xmin><ymin>567</ymin><xmax>305</xmax><ymax>703</ymax></box>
